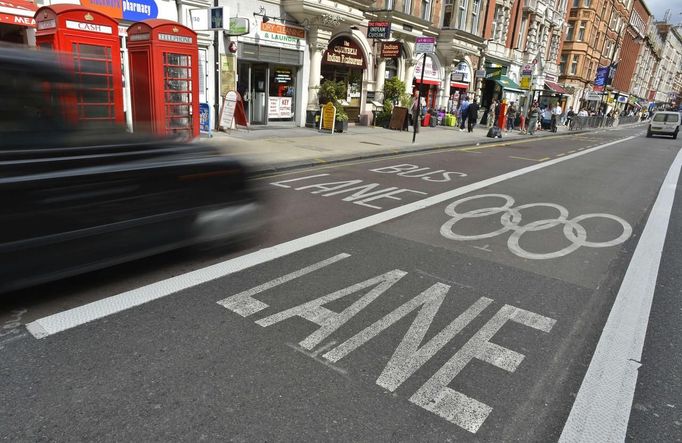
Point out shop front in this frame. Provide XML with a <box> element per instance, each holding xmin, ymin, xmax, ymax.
<box><xmin>449</xmin><ymin>61</ymin><xmax>471</xmax><ymax>111</ymax></box>
<box><xmin>237</xmin><ymin>19</ymin><xmax>305</xmax><ymax>126</ymax></box>
<box><xmin>321</xmin><ymin>35</ymin><xmax>367</xmax><ymax>123</ymax></box>
<box><xmin>0</xmin><ymin>0</ymin><xmax>36</xmax><ymax>44</ymax></box>
<box><xmin>413</xmin><ymin>53</ymin><xmax>441</xmax><ymax>110</ymax></box>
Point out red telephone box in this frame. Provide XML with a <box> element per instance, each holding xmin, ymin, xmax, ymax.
<box><xmin>34</xmin><ymin>5</ymin><xmax>124</xmax><ymax>127</ymax></box>
<box><xmin>126</xmin><ymin>20</ymin><xmax>199</xmax><ymax>138</ymax></box>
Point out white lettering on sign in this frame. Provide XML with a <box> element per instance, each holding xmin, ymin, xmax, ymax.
<box><xmin>65</xmin><ymin>20</ymin><xmax>113</xmax><ymax>34</ymax></box>
<box><xmin>371</xmin><ymin>164</ymin><xmax>468</xmax><ymax>182</ymax></box>
<box><xmin>158</xmin><ymin>33</ymin><xmax>193</xmax><ymax>44</ymax></box>
<box><xmin>217</xmin><ymin>254</ymin><xmax>557</xmax><ymax>434</ymax></box>
<box><xmin>270</xmin><ymin>174</ymin><xmax>427</xmax><ymax>210</ymax></box>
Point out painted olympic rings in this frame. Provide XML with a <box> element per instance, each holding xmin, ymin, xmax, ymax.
<box><xmin>440</xmin><ymin>194</ymin><xmax>632</xmax><ymax>260</ymax></box>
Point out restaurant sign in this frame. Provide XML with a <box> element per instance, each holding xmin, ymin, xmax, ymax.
<box><xmin>323</xmin><ymin>37</ymin><xmax>366</xmax><ymax>68</ymax></box>
<box><xmin>367</xmin><ymin>21</ymin><xmax>391</xmax><ymax>39</ymax></box>
<box><xmin>380</xmin><ymin>41</ymin><xmax>401</xmax><ymax>58</ymax></box>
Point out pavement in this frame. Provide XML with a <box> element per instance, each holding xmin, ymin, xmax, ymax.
<box><xmin>199</xmin><ymin>120</ymin><xmax>630</xmax><ymax>174</ymax></box>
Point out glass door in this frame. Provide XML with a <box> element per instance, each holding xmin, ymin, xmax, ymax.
<box><xmin>163</xmin><ymin>52</ymin><xmax>193</xmax><ymax>137</ymax></box>
<box><xmin>251</xmin><ymin>64</ymin><xmax>268</xmax><ymax>125</ymax></box>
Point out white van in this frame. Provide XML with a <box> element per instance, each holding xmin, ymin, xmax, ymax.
<box><xmin>647</xmin><ymin>111</ymin><xmax>681</xmax><ymax>139</ymax></box>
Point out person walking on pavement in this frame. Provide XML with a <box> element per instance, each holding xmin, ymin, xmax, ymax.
<box><xmin>487</xmin><ymin>99</ymin><xmax>498</xmax><ymax>128</ymax></box>
<box><xmin>565</xmin><ymin>107</ymin><xmax>575</xmax><ymax>126</ymax></box>
<box><xmin>551</xmin><ymin>102</ymin><xmax>562</xmax><ymax>132</ymax></box>
<box><xmin>458</xmin><ymin>96</ymin><xmax>470</xmax><ymax>131</ymax></box>
<box><xmin>409</xmin><ymin>90</ymin><xmax>421</xmax><ymax>143</ymax></box>
<box><xmin>506</xmin><ymin>102</ymin><xmax>516</xmax><ymax>132</ymax></box>
<box><xmin>467</xmin><ymin>99</ymin><xmax>480</xmax><ymax>133</ymax></box>
<box><xmin>527</xmin><ymin>102</ymin><xmax>539</xmax><ymax>135</ymax></box>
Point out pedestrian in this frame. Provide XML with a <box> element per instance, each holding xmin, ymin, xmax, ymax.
<box><xmin>409</xmin><ymin>90</ymin><xmax>421</xmax><ymax>143</ymax></box>
<box><xmin>467</xmin><ymin>99</ymin><xmax>480</xmax><ymax>133</ymax></box>
<box><xmin>487</xmin><ymin>99</ymin><xmax>498</xmax><ymax>128</ymax></box>
<box><xmin>506</xmin><ymin>102</ymin><xmax>516</xmax><ymax>132</ymax></box>
<box><xmin>565</xmin><ymin>106</ymin><xmax>575</xmax><ymax>126</ymax></box>
<box><xmin>578</xmin><ymin>108</ymin><xmax>588</xmax><ymax>117</ymax></box>
<box><xmin>458</xmin><ymin>96</ymin><xmax>470</xmax><ymax>131</ymax></box>
<box><xmin>551</xmin><ymin>102</ymin><xmax>562</xmax><ymax>132</ymax></box>
<box><xmin>527</xmin><ymin>102</ymin><xmax>539</xmax><ymax>135</ymax></box>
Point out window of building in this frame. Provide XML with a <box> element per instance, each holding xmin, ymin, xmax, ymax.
<box><xmin>603</xmin><ymin>39</ymin><xmax>612</xmax><ymax>57</ymax></box>
<box><xmin>470</xmin><ymin>0</ymin><xmax>480</xmax><ymax>34</ymax></box>
<box><xmin>583</xmin><ymin>0</ymin><xmax>591</xmax><ymax>7</ymax></box>
<box><xmin>566</xmin><ymin>21</ymin><xmax>575</xmax><ymax>40</ymax></box>
<box><xmin>404</xmin><ymin>0</ymin><xmax>412</xmax><ymax>14</ymax></box>
<box><xmin>572</xmin><ymin>0</ymin><xmax>578</xmax><ymax>7</ymax></box>
<box><xmin>578</xmin><ymin>21</ymin><xmax>586</xmax><ymax>41</ymax></box>
<box><xmin>560</xmin><ymin>54</ymin><xmax>568</xmax><ymax>74</ymax></box>
<box><xmin>458</xmin><ymin>0</ymin><xmax>468</xmax><ymax>30</ymax></box>
<box><xmin>421</xmin><ymin>0</ymin><xmax>431</xmax><ymax>20</ymax></box>
<box><xmin>443</xmin><ymin>0</ymin><xmax>453</xmax><ymax>27</ymax></box>
<box><xmin>570</xmin><ymin>54</ymin><xmax>579</xmax><ymax>74</ymax></box>
<box><xmin>517</xmin><ymin>17</ymin><xmax>527</xmax><ymax>50</ymax></box>
<box><xmin>386</xmin><ymin>0</ymin><xmax>395</xmax><ymax>9</ymax></box>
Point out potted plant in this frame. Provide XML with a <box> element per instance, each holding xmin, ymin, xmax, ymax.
<box><xmin>318</xmin><ymin>79</ymin><xmax>349</xmax><ymax>132</ymax></box>
<box><xmin>379</xmin><ymin>77</ymin><xmax>411</xmax><ymax>129</ymax></box>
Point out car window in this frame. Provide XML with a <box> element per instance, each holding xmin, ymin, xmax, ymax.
<box><xmin>652</xmin><ymin>113</ymin><xmax>680</xmax><ymax>123</ymax></box>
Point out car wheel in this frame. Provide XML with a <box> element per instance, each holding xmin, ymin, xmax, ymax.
<box><xmin>674</xmin><ymin>130</ymin><xmax>678</xmax><ymax>140</ymax></box>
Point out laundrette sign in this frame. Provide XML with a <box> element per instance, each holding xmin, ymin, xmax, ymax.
<box><xmin>80</xmin><ymin>0</ymin><xmax>158</xmax><ymax>21</ymax></box>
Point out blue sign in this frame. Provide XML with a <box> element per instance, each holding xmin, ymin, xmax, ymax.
<box><xmin>199</xmin><ymin>103</ymin><xmax>211</xmax><ymax>134</ymax></box>
<box><xmin>594</xmin><ymin>67</ymin><xmax>609</xmax><ymax>87</ymax></box>
<box><xmin>122</xmin><ymin>0</ymin><xmax>158</xmax><ymax>21</ymax></box>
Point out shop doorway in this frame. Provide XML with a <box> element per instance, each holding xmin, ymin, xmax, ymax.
<box><xmin>237</xmin><ymin>62</ymin><xmax>268</xmax><ymax>125</ymax></box>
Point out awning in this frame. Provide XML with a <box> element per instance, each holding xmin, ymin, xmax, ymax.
<box><xmin>544</xmin><ymin>80</ymin><xmax>568</xmax><ymax>94</ymax></box>
<box><xmin>451</xmin><ymin>82</ymin><xmax>468</xmax><ymax>89</ymax></box>
<box><xmin>0</xmin><ymin>0</ymin><xmax>36</xmax><ymax>27</ymax></box>
<box><xmin>492</xmin><ymin>75</ymin><xmax>524</xmax><ymax>93</ymax></box>
<box><xmin>414</xmin><ymin>78</ymin><xmax>440</xmax><ymax>86</ymax></box>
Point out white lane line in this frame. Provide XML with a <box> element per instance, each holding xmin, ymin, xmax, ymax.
<box><xmin>25</xmin><ymin>136</ymin><xmax>636</xmax><ymax>339</ymax></box>
<box><xmin>559</xmin><ymin>148</ymin><xmax>682</xmax><ymax>443</ymax></box>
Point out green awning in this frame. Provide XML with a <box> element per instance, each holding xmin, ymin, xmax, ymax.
<box><xmin>493</xmin><ymin>75</ymin><xmax>525</xmax><ymax>93</ymax></box>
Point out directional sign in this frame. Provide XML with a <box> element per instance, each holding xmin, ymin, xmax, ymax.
<box><xmin>415</xmin><ymin>36</ymin><xmax>436</xmax><ymax>54</ymax></box>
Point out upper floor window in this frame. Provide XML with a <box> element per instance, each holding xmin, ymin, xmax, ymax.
<box><xmin>458</xmin><ymin>0</ymin><xmax>468</xmax><ymax>30</ymax></box>
<box><xmin>570</xmin><ymin>54</ymin><xmax>579</xmax><ymax>74</ymax></box>
<box><xmin>422</xmin><ymin>0</ymin><xmax>431</xmax><ymax>20</ymax></box>
<box><xmin>560</xmin><ymin>54</ymin><xmax>568</xmax><ymax>74</ymax></box>
<box><xmin>470</xmin><ymin>0</ymin><xmax>481</xmax><ymax>34</ymax></box>
<box><xmin>577</xmin><ymin>21</ymin><xmax>586</xmax><ymax>41</ymax></box>
<box><xmin>443</xmin><ymin>1</ymin><xmax>453</xmax><ymax>27</ymax></box>
<box><xmin>404</xmin><ymin>0</ymin><xmax>413</xmax><ymax>14</ymax></box>
<box><xmin>583</xmin><ymin>0</ymin><xmax>591</xmax><ymax>7</ymax></box>
<box><xmin>572</xmin><ymin>0</ymin><xmax>578</xmax><ymax>7</ymax></box>
<box><xmin>386</xmin><ymin>0</ymin><xmax>395</xmax><ymax>9</ymax></box>
<box><xmin>566</xmin><ymin>21</ymin><xmax>575</xmax><ymax>40</ymax></box>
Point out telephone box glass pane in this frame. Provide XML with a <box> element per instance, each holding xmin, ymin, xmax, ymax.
<box><xmin>163</xmin><ymin>52</ymin><xmax>193</xmax><ymax>135</ymax></box>
<box><xmin>71</xmin><ymin>43</ymin><xmax>115</xmax><ymax>125</ymax></box>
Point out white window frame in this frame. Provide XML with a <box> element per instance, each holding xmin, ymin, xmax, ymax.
<box><xmin>404</xmin><ymin>0</ymin><xmax>412</xmax><ymax>14</ymax></box>
<box><xmin>470</xmin><ymin>0</ymin><xmax>481</xmax><ymax>34</ymax></box>
<box><xmin>458</xmin><ymin>0</ymin><xmax>468</xmax><ymax>31</ymax></box>
<box><xmin>421</xmin><ymin>0</ymin><xmax>431</xmax><ymax>21</ymax></box>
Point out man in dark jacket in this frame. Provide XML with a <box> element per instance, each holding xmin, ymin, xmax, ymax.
<box><xmin>467</xmin><ymin>99</ymin><xmax>480</xmax><ymax>133</ymax></box>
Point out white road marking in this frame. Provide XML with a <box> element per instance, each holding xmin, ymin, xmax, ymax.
<box><xmin>217</xmin><ymin>253</ymin><xmax>351</xmax><ymax>317</ymax></box>
<box><xmin>255</xmin><ymin>270</ymin><xmax>407</xmax><ymax>351</ymax></box>
<box><xmin>559</xmin><ymin>148</ymin><xmax>682</xmax><ymax>443</ymax></box>
<box><xmin>410</xmin><ymin>304</ymin><xmax>556</xmax><ymax>433</ymax></box>
<box><xmin>25</xmin><ymin>135</ymin><xmax>635</xmax><ymax>339</ymax></box>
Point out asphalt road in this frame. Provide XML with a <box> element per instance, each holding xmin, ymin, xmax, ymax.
<box><xmin>1</xmin><ymin>125</ymin><xmax>681</xmax><ymax>441</ymax></box>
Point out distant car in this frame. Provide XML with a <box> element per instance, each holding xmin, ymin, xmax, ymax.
<box><xmin>0</xmin><ymin>46</ymin><xmax>263</xmax><ymax>293</ymax></box>
<box><xmin>647</xmin><ymin>111</ymin><xmax>680</xmax><ymax>139</ymax></box>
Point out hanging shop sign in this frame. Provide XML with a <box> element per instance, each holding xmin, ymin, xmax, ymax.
<box><xmin>367</xmin><ymin>21</ymin><xmax>391</xmax><ymax>39</ymax></box>
<box><xmin>520</xmin><ymin>64</ymin><xmax>532</xmax><ymax>91</ymax></box>
<box><xmin>415</xmin><ymin>36</ymin><xmax>435</xmax><ymax>54</ymax></box>
<box><xmin>323</xmin><ymin>37</ymin><xmax>366</xmax><ymax>68</ymax></box>
<box><xmin>80</xmin><ymin>0</ymin><xmax>158</xmax><ymax>21</ymax></box>
<box><xmin>0</xmin><ymin>0</ymin><xmax>36</xmax><ymax>27</ymax></box>
<box><xmin>593</xmin><ymin>66</ymin><xmax>609</xmax><ymax>92</ymax></box>
<box><xmin>380</xmin><ymin>41</ymin><xmax>401</xmax><ymax>58</ymax></box>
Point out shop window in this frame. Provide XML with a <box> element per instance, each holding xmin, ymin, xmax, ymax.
<box><xmin>269</xmin><ymin>67</ymin><xmax>296</xmax><ymax>121</ymax></box>
<box><xmin>385</xmin><ymin>58</ymin><xmax>398</xmax><ymax>79</ymax></box>
<box><xmin>71</xmin><ymin>43</ymin><xmax>115</xmax><ymax>123</ymax></box>
<box><xmin>163</xmin><ymin>52</ymin><xmax>193</xmax><ymax>136</ymax></box>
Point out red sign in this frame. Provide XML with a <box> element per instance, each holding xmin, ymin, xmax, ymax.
<box><xmin>0</xmin><ymin>0</ymin><xmax>36</xmax><ymax>27</ymax></box>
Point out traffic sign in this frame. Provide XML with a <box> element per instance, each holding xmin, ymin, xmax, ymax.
<box><xmin>415</xmin><ymin>37</ymin><xmax>436</xmax><ymax>54</ymax></box>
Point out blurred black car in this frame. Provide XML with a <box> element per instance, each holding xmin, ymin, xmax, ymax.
<box><xmin>0</xmin><ymin>46</ymin><xmax>262</xmax><ymax>293</ymax></box>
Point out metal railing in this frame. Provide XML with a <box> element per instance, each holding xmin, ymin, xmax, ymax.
<box><xmin>618</xmin><ymin>115</ymin><xmax>640</xmax><ymax>125</ymax></box>
<box><xmin>568</xmin><ymin>116</ymin><xmax>615</xmax><ymax>130</ymax></box>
